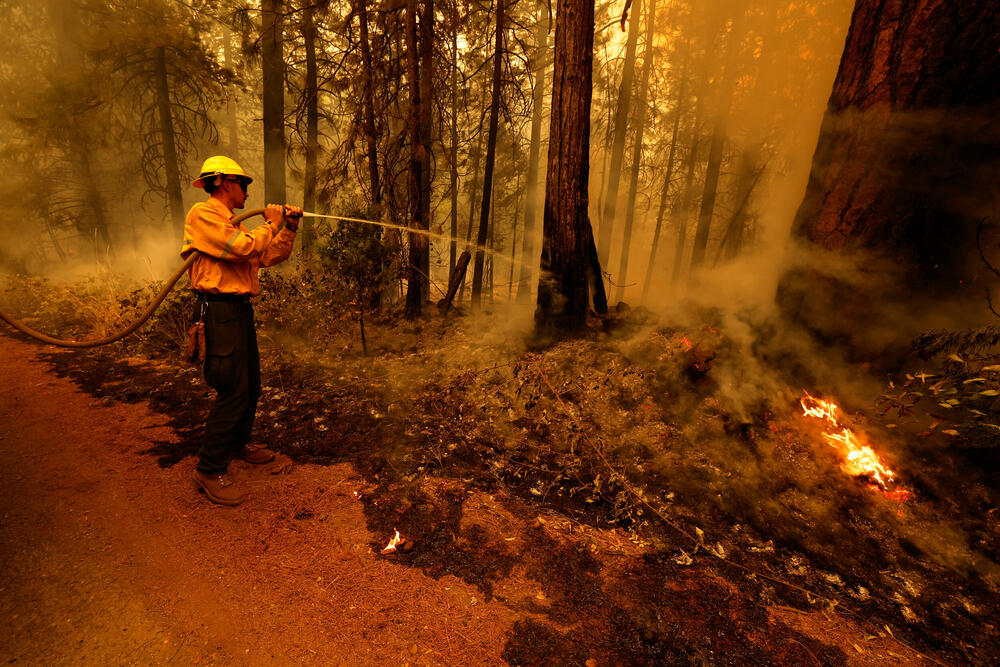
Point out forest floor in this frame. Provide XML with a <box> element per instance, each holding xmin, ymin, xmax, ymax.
<box><xmin>1</xmin><ymin>273</ymin><xmax>997</xmax><ymax>665</ymax></box>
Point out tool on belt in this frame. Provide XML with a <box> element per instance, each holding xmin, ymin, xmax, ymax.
<box><xmin>185</xmin><ymin>300</ymin><xmax>208</xmax><ymax>363</ymax></box>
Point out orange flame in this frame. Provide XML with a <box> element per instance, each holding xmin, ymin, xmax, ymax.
<box><xmin>800</xmin><ymin>391</ymin><xmax>904</xmax><ymax>494</ymax></box>
<box><xmin>381</xmin><ymin>529</ymin><xmax>402</xmax><ymax>554</ymax></box>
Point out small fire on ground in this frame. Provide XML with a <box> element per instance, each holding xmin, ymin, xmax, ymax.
<box><xmin>800</xmin><ymin>391</ymin><xmax>910</xmax><ymax>501</ymax></box>
<box><xmin>381</xmin><ymin>529</ymin><xmax>413</xmax><ymax>554</ymax></box>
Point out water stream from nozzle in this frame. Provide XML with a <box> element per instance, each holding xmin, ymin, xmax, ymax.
<box><xmin>300</xmin><ymin>211</ymin><xmax>530</xmax><ymax>269</ymax></box>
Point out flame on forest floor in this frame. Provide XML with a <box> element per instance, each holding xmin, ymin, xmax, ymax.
<box><xmin>800</xmin><ymin>391</ymin><xmax>910</xmax><ymax>501</ymax></box>
<box><xmin>381</xmin><ymin>529</ymin><xmax>403</xmax><ymax>554</ymax></box>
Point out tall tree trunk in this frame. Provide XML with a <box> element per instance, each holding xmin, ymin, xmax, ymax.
<box><xmin>404</xmin><ymin>0</ymin><xmax>433</xmax><ymax>317</ymax></box>
<box><xmin>358</xmin><ymin>0</ymin><xmax>381</xmax><ymax>211</ymax></box>
<box><xmin>417</xmin><ymin>0</ymin><xmax>433</xmax><ymax>302</ymax></box>
<box><xmin>535</xmin><ymin>0</ymin><xmax>602</xmax><ymax>334</ymax></box>
<box><xmin>458</xmin><ymin>123</ymin><xmax>484</xmax><ymax>300</ymax></box>
<box><xmin>301</xmin><ymin>5</ymin><xmax>319</xmax><ymax>248</ymax></box>
<box><xmin>613</xmin><ymin>0</ymin><xmax>657</xmax><ymax>304</ymax></box>
<box><xmin>596</xmin><ymin>0</ymin><xmax>642</xmax><ymax>267</ymax></box>
<box><xmin>487</xmin><ymin>180</ymin><xmax>496</xmax><ymax>302</ymax></box>
<box><xmin>713</xmin><ymin>149</ymin><xmax>764</xmax><ymax>265</ymax></box>
<box><xmin>47</xmin><ymin>0</ymin><xmax>111</xmax><ymax>251</ymax></box>
<box><xmin>261</xmin><ymin>0</ymin><xmax>286</xmax><ymax>204</ymax></box>
<box><xmin>223</xmin><ymin>34</ymin><xmax>239</xmax><ymax>158</ymax></box>
<box><xmin>154</xmin><ymin>46</ymin><xmax>184</xmax><ymax>236</ymax></box>
<box><xmin>471</xmin><ymin>0</ymin><xmax>505</xmax><ymax>308</ymax></box>
<box><xmin>404</xmin><ymin>0</ymin><xmax>423</xmax><ymax>318</ymax></box>
<box><xmin>641</xmin><ymin>45</ymin><xmax>688</xmax><ymax>302</ymax></box>
<box><xmin>509</xmin><ymin>133</ymin><xmax>522</xmax><ymax>299</ymax></box>
<box><xmin>516</xmin><ymin>0</ymin><xmax>551</xmax><ymax>303</ymax></box>
<box><xmin>77</xmin><ymin>147</ymin><xmax>113</xmax><ymax>254</ymax></box>
<box><xmin>671</xmin><ymin>95</ymin><xmax>704</xmax><ymax>284</ymax></box>
<box><xmin>780</xmin><ymin>0</ymin><xmax>1000</xmax><ymax>341</ymax></box>
<box><xmin>688</xmin><ymin>13</ymin><xmax>744</xmax><ymax>272</ymax></box>
<box><xmin>448</xmin><ymin>17</ymin><xmax>460</xmax><ymax>277</ymax></box>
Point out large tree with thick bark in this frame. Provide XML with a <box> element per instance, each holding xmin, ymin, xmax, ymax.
<box><xmin>534</xmin><ymin>0</ymin><xmax>607</xmax><ymax>334</ymax></box>
<box><xmin>782</xmin><ymin>0</ymin><xmax>1000</xmax><ymax>338</ymax></box>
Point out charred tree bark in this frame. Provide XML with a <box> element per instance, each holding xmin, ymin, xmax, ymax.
<box><xmin>535</xmin><ymin>0</ymin><xmax>604</xmax><ymax>334</ymax></box>
<box><xmin>261</xmin><ymin>0</ymin><xmax>286</xmax><ymax>204</ymax></box>
<box><xmin>471</xmin><ymin>0</ymin><xmax>505</xmax><ymax>308</ymax></box>
<box><xmin>154</xmin><ymin>45</ymin><xmax>184</xmax><ymax>236</ymax></box>
<box><xmin>614</xmin><ymin>0</ymin><xmax>657</xmax><ymax>304</ymax></box>
<box><xmin>516</xmin><ymin>0</ymin><xmax>551</xmax><ymax>303</ymax></box>
<box><xmin>781</xmin><ymin>0</ymin><xmax>1000</xmax><ymax>340</ymax></box>
<box><xmin>301</xmin><ymin>5</ymin><xmax>319</xmax><ymax>249</ymax></box>
<box><xmin>597</xmin><ymin>0</ymin><xmax>642</xmax><ymax>267</ymax></box>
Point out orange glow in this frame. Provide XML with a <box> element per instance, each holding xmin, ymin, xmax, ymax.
<box><xmin>381</xmin><ymin>529</ymin><xmax>402</xmax><ymax>554</ymax></box>
<box><xmin>800</xmin><ymin>391</ymin><xmax>906</xmax><ymax>497</ymax></box>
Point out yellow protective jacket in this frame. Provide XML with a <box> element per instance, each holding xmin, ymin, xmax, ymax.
<box><xmin>180</xmin><ymin>197</ymin><xmax>296</xmax><ymax>295</ymax></box>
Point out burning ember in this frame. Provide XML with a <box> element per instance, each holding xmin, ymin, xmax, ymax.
<box><xmin>380</xmin><ymin>529</ymin><xmax>412</xmax><ymax>555</ymax></box>
<box><xmin>800</xmin><ymin>391</ymin><xmax>908</xmax><ymax>498</ymax></box>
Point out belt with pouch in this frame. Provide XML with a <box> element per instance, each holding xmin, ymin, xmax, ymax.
<box><xmin>196</xmin><ymin>292</ymin><xmax>252</xmax><ymax>303</ymax></box>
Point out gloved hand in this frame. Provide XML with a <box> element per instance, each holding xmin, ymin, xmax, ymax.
<box><xmin>264</xmin><ymin>204</ymin><xmax>303</xmax><ymax>231</ymax></box>
<box><xmin>264</xmin><ymin>203</ymin><xmax>285</xmax><ymax>225</ymax></box>
<box><xmin>283</xmin><ymin>205</ymin><xmax>303</xmax><ymax>231</ymax></box>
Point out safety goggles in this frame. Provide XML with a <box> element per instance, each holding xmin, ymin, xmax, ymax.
<box><xmin>224</xmin><ymin>176</ymin><xmax>251</xmax><ymax>193</ymax></box>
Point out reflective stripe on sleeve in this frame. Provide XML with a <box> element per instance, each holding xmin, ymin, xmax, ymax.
<box><xmin>220</xmin><ymin>229</ymin><xmax>242</xmax><ymax>259</ymax></box>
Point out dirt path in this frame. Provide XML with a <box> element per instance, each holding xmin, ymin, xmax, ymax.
<box><xmin>0</xmin><ymin>337</ymin><xmax>517</xmax><ymax>665</ymax></box>
<box><xmin>0</xmin><ymin>336</ymin><xmax>937</xmax><ymax>665</ymax></box>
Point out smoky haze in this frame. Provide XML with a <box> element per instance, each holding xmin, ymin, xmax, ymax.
<box><xmin>587</xmin><ymin>0</ymin><xmax>854</xmax><ymax>313</ymax></box>
<box><xmin>0</xmin><ymin>0</ymin><xmax>853</xmax><ymax>317</ymax></box>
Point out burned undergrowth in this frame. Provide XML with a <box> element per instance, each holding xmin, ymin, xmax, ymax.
<box><xmin>3</xmin><ymin>270</ymin><xmax>999</xmax><ymax>663</ymax></box>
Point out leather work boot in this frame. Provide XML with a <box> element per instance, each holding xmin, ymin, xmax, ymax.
<box><xmin>192</xmin><ymin>470</ymin><xmax>245</xmax><ymax>506</ymax></box>
<box><xmin>239</xmin><ymin>443</ymin><xmax>276</xmax><ymax>464</ymax></box>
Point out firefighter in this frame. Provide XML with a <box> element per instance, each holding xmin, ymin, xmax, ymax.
<box><xmin>183</xmin><ymin>155</ymin><xmax>302</xmax><ymax>506</ymax></box>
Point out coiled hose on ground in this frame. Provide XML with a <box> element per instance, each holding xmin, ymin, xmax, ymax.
<box><xmin>0</xmin><ymin>208</ymin><xmax>266</xmax><ymax>348</ymax></box>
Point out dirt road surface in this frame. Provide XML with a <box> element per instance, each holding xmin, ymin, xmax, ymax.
<box><xmin>0</xmin><ymin>336</ymin><xmax>933</xmax><ymax>665</ymax></box>
<box><xmin>0</xmin><ymin>337</ymin><xmax>519</xmax><ymax>664</ymax></box>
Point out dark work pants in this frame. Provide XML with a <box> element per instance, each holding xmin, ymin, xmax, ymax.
<box><xmin>195</xmin><ymin>299</ymin><xmax>261</xmax><ymax>474</ymax></box>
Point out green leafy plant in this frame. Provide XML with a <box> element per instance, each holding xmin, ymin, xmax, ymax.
<box><xmin>316</xmin><ymin>209</ymin><xmax>399</xmax><ymax>354</ymax></box>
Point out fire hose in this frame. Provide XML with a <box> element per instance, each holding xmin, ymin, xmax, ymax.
<box><xmin>0</xmin><ymin>206</ymin><xmax>514</xmax><ymax>348</ymax></box>
<box><xmin>0</xmin><ymin>207</ymin><xmax>267</xmax><ymax>348</ymax></box>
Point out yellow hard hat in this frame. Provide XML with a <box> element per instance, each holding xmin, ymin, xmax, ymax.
<box><xmin>191</xmin><ymin>155</ymin><xmax>253</xmax><ymax>188</ymax></box>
